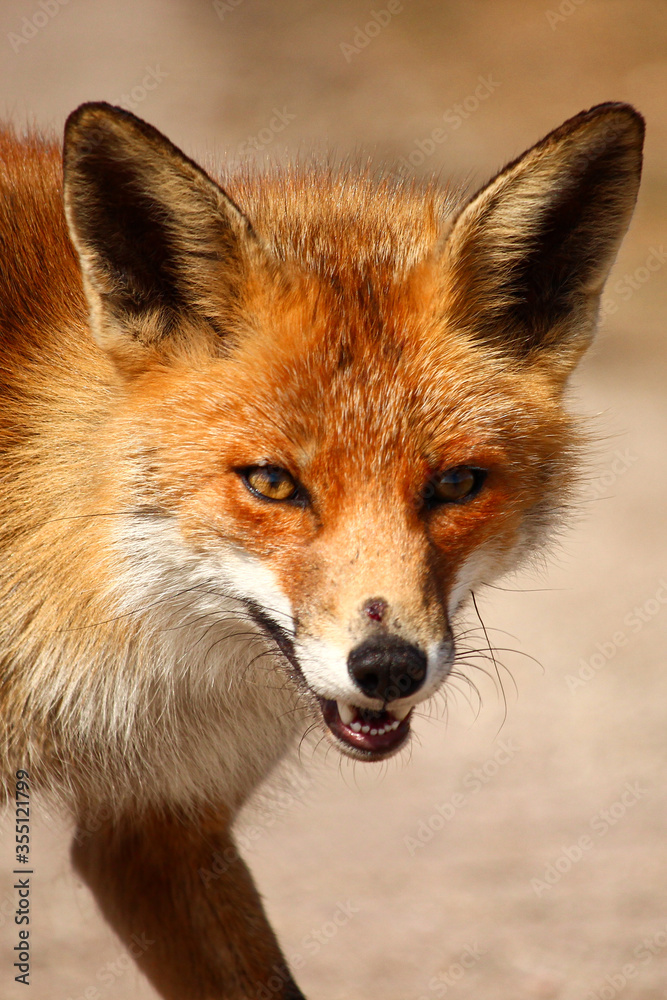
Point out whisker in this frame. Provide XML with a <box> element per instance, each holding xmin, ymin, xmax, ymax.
<box><xmin>485</xmin><ymin>582</ymin><xmax>565</xmax><ymax>594</ymax></box>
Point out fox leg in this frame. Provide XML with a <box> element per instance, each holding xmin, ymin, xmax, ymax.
<box><xmin>71</xmin><ymin>806</ymin><xmax>305</xmax><ymax>1000</ymax></box>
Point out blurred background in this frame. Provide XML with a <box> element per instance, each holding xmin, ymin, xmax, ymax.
<box><xmin>0</xmin><ymin>1</ymin><xmax>665</xmax><ymax>998</ymax></box>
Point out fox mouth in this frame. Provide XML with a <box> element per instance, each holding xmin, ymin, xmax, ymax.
<box><xmin>318</xmin><ymin>697</ymin><xmax>412</xmax><ymax>760</ymax></box>
<box><xmin>241</xmin><ymin>600</ymin><xmax>415</xmax><ymax>760</ymax></box>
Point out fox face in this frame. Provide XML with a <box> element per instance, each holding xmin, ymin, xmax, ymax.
<box><xmin>62</xmin><ymin>102</ymin><xmax>643</xmax><ymax>764</ymax></box>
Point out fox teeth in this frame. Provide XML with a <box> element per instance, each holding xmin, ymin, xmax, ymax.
<box><xmin>333</xmin><ymin>700</ymin><xmax>409</xmax><ymax>735</ymax></box>
<box><xmin>367</xmin><ymin>722</ymin><xmax>400</xmax><ymax>737</ymax></box>
<box><xmin>337</xmin><ymin>701</ymin><xmax>356</xmax><ymax>725</ymax></box>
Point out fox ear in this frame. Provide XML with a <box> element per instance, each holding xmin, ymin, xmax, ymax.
<box><xmin>440</xmin><ymin>102</ymin><xmax>644</xmax><ymax>372</ymax></box>
<box><xmin>63</xmin><ymin>102</ymin><xmax>259</xmax><ymax>362</ymax></box>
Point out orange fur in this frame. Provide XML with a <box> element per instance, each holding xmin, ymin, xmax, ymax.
<box><xmin>0</xmin><ymin>103</ymin><xmax>643</xmax><ymax>997</ymax></box>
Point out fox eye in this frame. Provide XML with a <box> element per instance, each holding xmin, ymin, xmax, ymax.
<box><xmin>241</xmin><ymin>466</ymin><xmax>301</xmax><ymax>503</ymax></box>
<box><xmin>425</xmin><ymin>466</ymin><xmax>487</xmax><ymax>507</ymax></box>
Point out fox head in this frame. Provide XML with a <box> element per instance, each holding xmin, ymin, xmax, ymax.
<box><xmin>63</xmin><ymin>102</ymin><xmax>643</xmax><ymax>761</ymax></box>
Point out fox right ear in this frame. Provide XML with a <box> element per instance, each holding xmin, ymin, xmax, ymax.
<box><xmin>63</xmin><ymin>102</ymin><xmax>262</xmax><ymax>365</ymax></box>
<box><xmin>440</xmin><ymin>102</ymin><xmax>644</xmax><ymax>375</ymax></box>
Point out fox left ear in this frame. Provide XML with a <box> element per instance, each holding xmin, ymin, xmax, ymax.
<box><xmin>440</xmin><ymin>102</ymin><xmax>644</xmax><ymax>373</ymax></box>
<box><xmin>63</xmin><ymin>102</ymin><xmax>263</xmax><ymax>366</ymax></box>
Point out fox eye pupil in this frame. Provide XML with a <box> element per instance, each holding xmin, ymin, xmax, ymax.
<box><xmin>243</xmin><ymin>466</ymin><xmax>298</xmax><ymax>502</ymax></box>
<box><xmin>427</xmin><ymin>466</ymin><xmax>485</xmax><ymax>506</ymax></box>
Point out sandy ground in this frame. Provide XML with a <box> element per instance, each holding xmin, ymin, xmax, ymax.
<box><xmin>0</xmin><ymin>1</ymin><xmax>666</xmax><ymax>998</ymax></box>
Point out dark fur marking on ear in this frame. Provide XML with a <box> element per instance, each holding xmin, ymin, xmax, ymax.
<box><xmin>443</xmin><ymin>102</ymin><xmax>644</xmax><ymax>363</ymax></box>
<box><xmin>74</xmin><ymin>151</ymin><xmax>188</xmax><ymax>318</ymax></box>
<box><xmin>63</xmin><ymin>102</ymin><xmax>263</xmax><ymax>357</ymax></box>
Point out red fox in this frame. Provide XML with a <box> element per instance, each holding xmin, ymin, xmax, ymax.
<box><xmin>0</xmin><ymin>101</ymin><xmax>643</xmax><ymax>998</ymax></box>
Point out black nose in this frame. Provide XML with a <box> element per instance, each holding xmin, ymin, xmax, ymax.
<box><xmin>347</xmin><ymin>637</ymin><xmax>427</xmax><ymax>702</ymax></box>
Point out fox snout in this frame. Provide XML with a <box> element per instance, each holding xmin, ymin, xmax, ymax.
<box><xmin>289</xmin><ymin>512</ymin><xmax>454</xmax><ymax>717</ymax></box>
<box><xmin>291</xmin><ymin>569</ymin><xmax>455</xmax><ymax>759</ymax></box>
<box><xmin>311</xmin><ymin>616</ymin><xmax>450</xmax><ymax>759</ymax></box>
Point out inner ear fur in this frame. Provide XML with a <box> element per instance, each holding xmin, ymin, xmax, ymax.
<box><xmin>440</xmin><ymin>102</ymin><xmax>644</xmax><ymax>368</ymax></box>
<box><xmin>63</xmin><ymin>102</ymin><xmax>263</xmax><ymax>359</ymax></box>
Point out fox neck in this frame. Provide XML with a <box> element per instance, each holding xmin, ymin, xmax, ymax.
<box><xmin>1</xmin><ymin>510</ymin><xmax>303</xmax><ymax>815</ymax></box>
